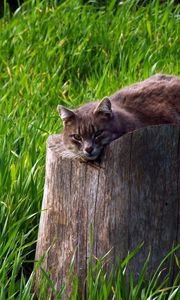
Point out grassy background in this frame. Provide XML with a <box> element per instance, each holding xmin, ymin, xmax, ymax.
<box><xmin>0</xmin><ymin>0</ymin><xmax>179</xmax><ymax>298</ymax></box>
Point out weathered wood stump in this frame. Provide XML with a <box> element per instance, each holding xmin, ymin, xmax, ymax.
<box><xmin>35</xmin><ymin>125</ymin><xmax>180</xmax><ymax>297</ymax></box>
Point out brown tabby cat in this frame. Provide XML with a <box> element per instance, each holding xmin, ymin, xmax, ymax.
<box><xmin>57</xmin><ymin>74</ymin><xmax>180</xmax><ymax>161</ymax></box>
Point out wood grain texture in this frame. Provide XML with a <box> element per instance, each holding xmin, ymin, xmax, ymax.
<box><xmin>35</xmin><ymin>125</ymin><xmax>180</xmax><ymax>297</ymax></box>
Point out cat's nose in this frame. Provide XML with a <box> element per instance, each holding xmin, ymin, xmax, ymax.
<box><xmin>84</xmin><ymin>145</ymin><xmax>93</xmax><ymax>154</ymax></box>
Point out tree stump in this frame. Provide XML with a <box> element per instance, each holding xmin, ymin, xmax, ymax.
<box><xmin>35</xmin><ymin>125</ymin><xmax>180</xmax><ymax>297</ymax></box>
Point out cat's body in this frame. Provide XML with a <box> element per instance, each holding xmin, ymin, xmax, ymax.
<box><xmin>58</xmin><ymin>74</ymin><xmax>180</xmax><ymax>161</ymax></box>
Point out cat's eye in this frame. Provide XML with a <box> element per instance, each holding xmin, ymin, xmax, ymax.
<box><xmin>72</xmin><ymin>134</ymin><xmax>82</xmax><ymax>141</ymax></box>
<box><xmin>94</xmin><ymin>130</ymin><xmax>103</xmax><ymax>137</ymax></box>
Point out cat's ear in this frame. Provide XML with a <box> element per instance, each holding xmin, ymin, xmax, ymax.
<box><xmin>94</xmin><ymin>97</ymin><xmax>112</xmax><ymax>117</ymax></box>
<box><xmin>57</xmin><ymin>105</ymin><xmax>76</xmax><ymax>124</ymax></box>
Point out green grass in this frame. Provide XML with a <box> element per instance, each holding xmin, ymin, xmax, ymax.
<box><xmin>35</xmin><ymin>243</ymin><xmax>180</xmax><ymax>299</ymax></box>
<box><xmin>0</xmin><ymin>0</ymin><xmax>179</xmax><ymax>298</ymax></box>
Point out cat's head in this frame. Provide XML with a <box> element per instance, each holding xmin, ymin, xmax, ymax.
<box><xmin>57</xmin><ymin>97</ymin><xmax>117</xmax><ymax>161</ymax></box>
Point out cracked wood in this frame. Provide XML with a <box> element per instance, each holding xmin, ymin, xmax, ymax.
<box><xmin>35</xmin><ymin>124</ymin><xmax>180</xmax><ymax>297</ymax></box>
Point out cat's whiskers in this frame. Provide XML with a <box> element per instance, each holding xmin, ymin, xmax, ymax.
<box><xmin>61</xmin><ymin>150</ymin><xmax>80</xmax><ymax>159</ymax></box>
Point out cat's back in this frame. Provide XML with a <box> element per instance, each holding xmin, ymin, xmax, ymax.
<box><xmin>110</xmin><ymin>74</ymin><xmax>180</xmax><ymax>124</ymax></box>
<box><xmin>110</xmin><ymin>74</ymin><xmax>180</xmax><ymax>105</ymax></box>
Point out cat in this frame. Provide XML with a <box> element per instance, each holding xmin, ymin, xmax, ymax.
<box><xmin>57</xmin><ymin>74</ymin><xmax>180</xmax><ymax>161</ymax></box>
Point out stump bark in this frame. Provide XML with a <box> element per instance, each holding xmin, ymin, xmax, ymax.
<box><xmin>35</xmin><ymin>125</ymin><xmax>180</xmax><ymax>297</ymax></box>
